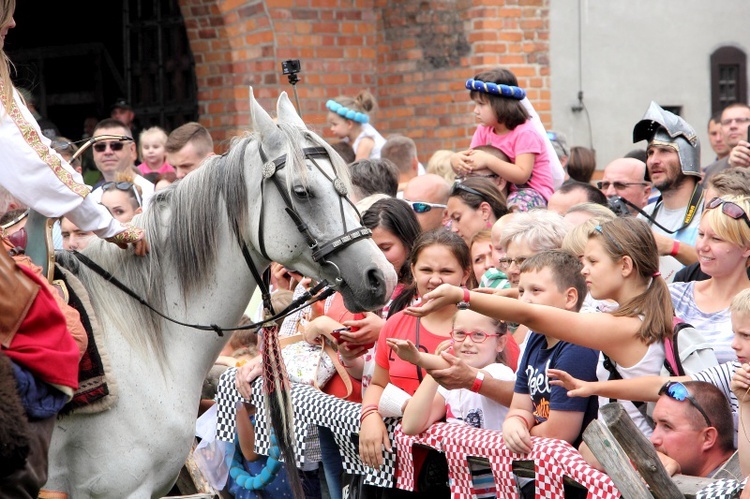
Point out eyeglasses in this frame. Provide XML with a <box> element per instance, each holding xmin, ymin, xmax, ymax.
<box><xmin>720</xmin><ymin>116</ymin><xmax>750</xmax><ymax>127</ymax></box>
<box><xmin>497</xmin><ymin>256</ymin><xmax>527</xmax><ymax>270</ymax></box>
<box><xmin>596</xmin><ymin>181</ymin><xmax>648</xmax><ymax>190</ymax></box>
<box><xmin>102</xmin><ymin>181</ymin><xmax>142</xmax><ymax>207</ymax></box>
<box><xmin>451</xmin><ymin>182</ymin><xmax>486</xmax><ymax>199</ymax></box>
<box><xmin>450</xmin><ymin>330</ymin><xmax>499</xmax><ymax>343</ymax></box>
<box><xmin>93</xmin><ymin>139</ymin><xmax>132</xmax><ymax>153</ymax></box>
<box><xmin>658</xmin><ymin>381</ymin><xmax>711</xmax><ymax>427</ymax></box>
<box><xmin>404</xmin><ymin>200</ymin><xmax>447</xmax><ymax>214</ymax></box>
<box><xmin>706</xmin><ymin>197</ymin><xmax>750</xmax><ymax>228</ymax></box>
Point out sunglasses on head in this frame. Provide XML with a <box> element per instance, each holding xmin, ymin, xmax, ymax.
<box><xmin>706</xmin><ymin>197</ymin><xmax>750</xmax><ymax>228</ymax></box>
<box><xmin>93</xmin><ymin>138</ymin><xmax>132</xmax><ymax>153</ymax></box>
<box><xmin>404</xmin><ymin>200</ymin><xmax>447</xmax><ymax>214</ymax></box>
<box><xmin>102</xmin><ymin>181</ymin><xmax>142</xmax><ymax>207</ymax></box>
<box><xmin>451</xmin><ymin>182</ymin><xmax>486</xmax><ymax>200</ymax></box>
<box><xmin>658</xmin><ymin>381</ymin><xmax>711</xmax><ymax>427</ymax></box>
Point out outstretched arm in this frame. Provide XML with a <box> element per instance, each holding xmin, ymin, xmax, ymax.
<box><xmin>406</xmin><ymin>284</ymin><xmax>643</xmax><ymax>365</ymax></box>
<box><xmin>386</xmin><ymin>338</ymin><xmax>451</xmax><ymax>370</ymax></box>
<box><xmin>548</xmin><ymin>369</ymin><xmax>686</xmax><ymax>402</ymax></box>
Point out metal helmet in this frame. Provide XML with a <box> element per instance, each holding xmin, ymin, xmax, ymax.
<box><xmin>632</xmin><ymin>101</ymin><xmax>701</xmax><ymax>177</ymax></box>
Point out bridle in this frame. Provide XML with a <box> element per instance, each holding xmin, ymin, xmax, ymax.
<box><xmin>73</xmin><ymin>137</ymin><xmax>373</xmax><ymax>336</ymax></box>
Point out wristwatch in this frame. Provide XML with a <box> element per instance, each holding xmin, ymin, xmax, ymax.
<box><xmin>457</xmin><ymin>287</ymin><xmax>471</xmax><ymax>310</ymax></box>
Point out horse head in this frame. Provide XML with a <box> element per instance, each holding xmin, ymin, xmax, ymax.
<box><xmin>247</xmin><ymin>87</ymin><xmax>396</xmax><ymax>312</ymax></box>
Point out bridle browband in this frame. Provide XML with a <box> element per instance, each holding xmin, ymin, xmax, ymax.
<box><xmin>74</xmin><ymin>138</ymin><xmax>373</xmax><ymax>336</ymax></box>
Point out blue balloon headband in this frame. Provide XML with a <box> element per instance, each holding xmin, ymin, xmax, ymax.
<box><xmin>465</xmin><ymin>79</ymin><xmax>526</xmax><ymax>100</ymax></box>
<box><xmin>326</xmin><ymin>100</ymin><xmax>370</xmax><ymax>124</ymax></box>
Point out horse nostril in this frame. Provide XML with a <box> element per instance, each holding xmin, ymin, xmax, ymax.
<box><xmin>367</xmin><ymin>267</ymin><xmax>384</xmax><ymax>292</ymax></box>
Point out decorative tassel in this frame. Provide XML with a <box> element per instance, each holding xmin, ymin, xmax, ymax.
<box><xmin>261</xmin><ymin>321</ymin><xmax>305</xmax><ymax>498</ymax></box>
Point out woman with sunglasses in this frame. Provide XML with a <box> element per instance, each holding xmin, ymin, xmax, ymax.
<box><xmin>667</xmin><ymin>195</ymin><xmax>750</xmax><ymax>365</ymax></box>
<box><xmin>100</xmin><ymin>173</ymin><xmax>144</xmax><ymax>223</ymax></box>
<box><xmin>447</xmin><ymin>176</ymin><xmax>508</xmax><ymax>245</ymax></box>
<box><xmin>0</xmin><ymin>1</ymin><xmax>145</xmax><ymax>254</ymax></box>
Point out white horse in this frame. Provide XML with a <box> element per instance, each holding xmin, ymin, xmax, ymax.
<box><xmin>47</xmin><ymin>89</ymin><xmax>397</xmax><ymax>498</ymax></box>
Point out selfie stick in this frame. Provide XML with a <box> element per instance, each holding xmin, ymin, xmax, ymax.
<box><xmin>286</xmin><ymin>72</ymin><xmax>302</xmax><ymax>118</ymax></box>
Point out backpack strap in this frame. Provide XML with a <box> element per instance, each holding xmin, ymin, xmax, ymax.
<box><xmin>601</xmin><ymin>353</ymin><xmax>652</xmax><ymax>426</ymax></box>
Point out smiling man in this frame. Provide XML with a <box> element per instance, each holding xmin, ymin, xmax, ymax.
<box><xmin>632</xmin><ymin>102</ymin><xmax>702</xmax><ymax>279</ymax></box>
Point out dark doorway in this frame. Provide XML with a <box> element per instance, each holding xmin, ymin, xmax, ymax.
<box><xmin>7</xmin><ymin>0</ymin><xmax>198</xmax><ymax>142</ymax></box>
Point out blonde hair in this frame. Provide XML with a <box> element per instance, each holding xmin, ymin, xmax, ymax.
<box><xmin>562</xmin><ymin>218</ymin><xmax>604</xmax><ymax>257</ymax></box>
<box><xmin>702</xmin><ymin>195</ymin><xmax>750</xmax><ymax>250</ymax></box>
<box><xmin>426</xmin><ymin>150</ymin><xmax>456</xmax><ymax>183</ymax></box>
<box><xmin>332</xmin><ymin>90</ymin><xmax>377</xmax><ymax>117</ymax></box>
<box><xmin>730</xmin><ymin>288</ymin><xmax>750</xmax><ymax>317</ymax></box>
<box><xmin>138</xmin><ymin>126</ymin><xmax>168</xmax><ymax>158</ymax></box>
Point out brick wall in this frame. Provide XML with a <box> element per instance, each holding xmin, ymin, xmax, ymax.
<box><xmin>178</xmin><ymin>0</ymin><xmax>550</xmax><ymax>164</ymax></box>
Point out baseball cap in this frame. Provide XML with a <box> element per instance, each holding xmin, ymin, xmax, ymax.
<box><xmin>111</xmin><ymin>98</ymin><xmax>132</xmax><ymax>111</ymax></box>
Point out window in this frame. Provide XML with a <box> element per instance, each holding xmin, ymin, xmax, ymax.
<box><xmin>711</xmin><ymin>47</ymin><xmax>747</xmax><ymax>115</ymax></box>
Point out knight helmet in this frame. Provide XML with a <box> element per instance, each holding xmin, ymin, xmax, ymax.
<box><xmin>632</xmin><ymin>101</ymin><xmax>701</xmax><ymax>177</ymax></box>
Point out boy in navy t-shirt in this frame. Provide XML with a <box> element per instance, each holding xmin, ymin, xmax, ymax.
<box><xmin>501</xmin><ymin>250</ymin><xmax>599</xmax><ymax>496</ymax></box>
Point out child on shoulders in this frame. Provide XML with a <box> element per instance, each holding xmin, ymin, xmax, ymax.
<box><xmin>451</xmin><ymin>68</ymin><xmax>559</xmax><ymax>211</ymax></box>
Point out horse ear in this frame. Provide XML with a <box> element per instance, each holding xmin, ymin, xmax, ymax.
<box><xmin>249</xmin><ymin>86</ymin><xmax>277</xmax><ymax>139</ymax></box>
<box><xmin>276</xmin><ymin>91</ymin><xmax>306</xmax><ymax>128</ymax></box>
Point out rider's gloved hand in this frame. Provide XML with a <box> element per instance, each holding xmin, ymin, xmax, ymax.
<box><xmin>106</xmin><ymin>225</ymin><xmax>149</xmax><ymax>256</ymax></box>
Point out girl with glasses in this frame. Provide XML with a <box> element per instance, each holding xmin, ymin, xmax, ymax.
<box><xmin>388</xmin><ymin>310</ymin><xmax>514</xmax><ymax>499</ymax></box>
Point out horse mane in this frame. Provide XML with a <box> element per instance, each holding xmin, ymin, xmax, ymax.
<box><xmin>57</xmin><ymin>122</ymin><xmax>350</xmax><ymax>361</ymax></box>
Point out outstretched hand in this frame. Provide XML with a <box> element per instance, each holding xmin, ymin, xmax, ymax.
<box><xmin>547</xmin><ymin>368</ymin><xmax>592</xmax><ymax>398</ymax></box>
<box><xmin>404</xmin><ymin>283</ymin><xmax>462</xmax><ymax>317</ymax></box>
<box><xmin>386</xmin><ymin>338</ymin><xmax>421</xmax><ymax>365</ymax></box>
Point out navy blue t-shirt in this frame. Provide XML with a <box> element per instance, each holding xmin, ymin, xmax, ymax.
<box><xmin>514</xmin><ymin>331</ymin><xmax>599</xmax><ymax>447</ymax></box>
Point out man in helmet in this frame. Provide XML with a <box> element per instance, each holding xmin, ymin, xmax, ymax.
<box><xmin>633</xmin><ymin>102</ymin><xmax>701</xmax><ymax>281</ymax></box>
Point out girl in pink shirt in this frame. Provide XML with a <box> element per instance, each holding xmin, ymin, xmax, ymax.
<box><xmin>452</xmin><ymin>68</ymin><xmax>557</xmax><ymax>211</ymax></box>
<box><xmin>137</xmin><ymin>126</ymin><xmax>175</xmax><ymax>179</ymax></box>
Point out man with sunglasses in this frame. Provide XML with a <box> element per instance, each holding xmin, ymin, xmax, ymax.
<box><xmin>89</xmin><ymin>118</ymin><xmax>154</xmax><ymax>209</ymax></box>
<box><xmin>402</xmin><ymin>173</ymin><xmax>451</xmax><ymax>231</ymax></box>
<box><xmin>650</xmin><ymin>381</ymin><xmax>735</xmax><ymax>477</ymax></box>
<box><xmin>597</xmin><ymin>157</ymin><xmax>652</xmax><ymax>215</ymax></box>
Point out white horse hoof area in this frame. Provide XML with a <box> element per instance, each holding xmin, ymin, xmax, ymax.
<box><xmin>44</xmin><ymin>88</ymin><xmax>397</xmax><ymax>497</ymax></box>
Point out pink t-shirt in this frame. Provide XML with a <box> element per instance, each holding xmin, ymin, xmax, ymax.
<box><xmin>137</xmin><ymin>161</ymin><xmax>175</xmax><ymax>176</ymax></box>
<box><xmin>375</xmin><ymin>310</ymin><xmax>451</xmax><ymax>395</ymax></box>
<box><xmin>470</xmin><ymin>120</ymin><xmax>555</xmax><ymax>201</ymax></box>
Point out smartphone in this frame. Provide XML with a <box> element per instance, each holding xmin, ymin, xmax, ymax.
<box><xmin>331</xmin><ymin>327</ymin><xmax>350</xmax><ymax>342</ymax></box>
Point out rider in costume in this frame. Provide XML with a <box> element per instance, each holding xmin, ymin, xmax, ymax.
<box><xmin>0</xmin><ymin>12</ymin><xmax>144</xmax><ymax>251</ymax></box>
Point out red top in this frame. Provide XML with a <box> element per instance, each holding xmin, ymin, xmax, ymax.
<box><xmin>3</xmin><ymin>265</ymin><xmax>79</xmax><ymax>390</ymax></box>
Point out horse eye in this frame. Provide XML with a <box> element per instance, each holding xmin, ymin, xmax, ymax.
<box><xmin>293</xmin><ymin>185</ymin><xmax>312</xmax><ymax>198</ymax></box>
